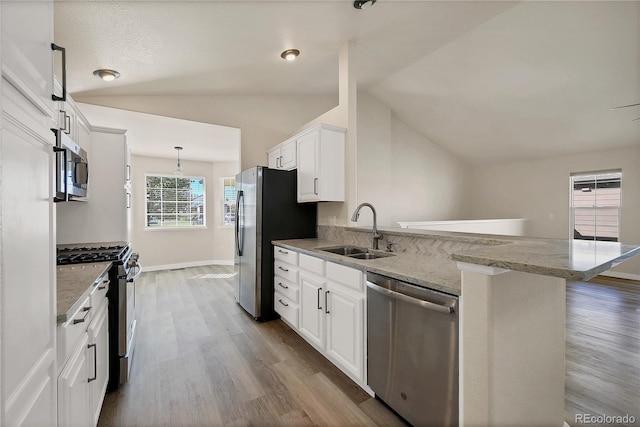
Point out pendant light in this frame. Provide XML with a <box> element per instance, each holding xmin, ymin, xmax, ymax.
<box><xmin>174</xmin><ymin>146</ymin><xmax>183</xmax><ymax>175</ymax></box>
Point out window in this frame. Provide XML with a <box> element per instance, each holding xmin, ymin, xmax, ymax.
<box><xmin>221</xmin><ymin>177</ymin><xmax>236</xmax><ymax>227</ymax></box>
<box><xmin>570</xmin><ymin>170</ymin><xmax>621</xmax><ymax>242</ymax></box>
<box><xmin>145</xmin><ymin>174</ymin><xmax>206</xmax><ymax>228</ymax></box>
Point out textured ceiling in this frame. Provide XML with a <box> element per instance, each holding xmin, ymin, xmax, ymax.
<box><xmin>54</xmin><ymin>1</ymin><xmax>640</xmax><ymax>164</ymax></box>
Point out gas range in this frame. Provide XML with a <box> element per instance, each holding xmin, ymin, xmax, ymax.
<box><xmin>56</xmin><ymin>241</ymin><xmax>141</xmax><ymax>391</ymax></box>
<box><xmin>56</xmin><ymin>243</ymin><xmax>130</xmax><ymax>265</ymax></box>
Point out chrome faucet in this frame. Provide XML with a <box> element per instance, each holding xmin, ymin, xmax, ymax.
<box><xmin>351</xmin><ymin>203</ymin><xmax>382</xmax><ymax>250</ymax></box>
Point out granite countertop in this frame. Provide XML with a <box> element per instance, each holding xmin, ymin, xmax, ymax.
<box><xmin>273</xmin><ymin>239</ymin><xmax>462</xmax><ymax>296</ymax></box>
<box><xmin>451</xmin><ymin>238</ymin><xmax>640</xmax><ymax>280</ymax></box>
<box><xmin>57</xmin><ymin>262</ymin><xmax>112</xmax><ymax>323</ymax></box>
<box><xmin>348</xmin><ymin>226</ymin><xmax>640</xmax><ymax>280</ymax></box>
<box><xmin>274</xmin><ymin>233</ymin><xmax>640</xmax><ymax>295</ymax></box>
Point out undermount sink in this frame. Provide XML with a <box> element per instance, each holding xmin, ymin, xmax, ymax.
<box><xmin>348</xmin><ymin>252</ymin><xmax>395</xmax><ymax>260</ymax></box>
<box><xmin>320</xmin><ymin>246</ymin><xmax>369</xmax><ymax>256</ymax></box>
<box><xmin>319</xmin><ymin>246</ymin><xmax>395</xmax><ymax>260</ymax></box>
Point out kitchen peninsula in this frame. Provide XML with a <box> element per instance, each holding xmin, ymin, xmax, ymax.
<box><xmin>274</xmin><ymin>225</ymin><xmax>640</xmax><ymax>427</ymax></box>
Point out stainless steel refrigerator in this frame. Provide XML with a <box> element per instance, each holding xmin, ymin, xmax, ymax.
<box><xmin>234</xmin><ymin>166</ymin><xmax>317</xmax><ymax>320</ymax></box>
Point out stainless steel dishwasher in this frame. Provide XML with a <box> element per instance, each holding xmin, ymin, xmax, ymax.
<box><xmin>367</xmin><ymin>272</ymin><xmax>458</xmax><ymax>427</ymax></box>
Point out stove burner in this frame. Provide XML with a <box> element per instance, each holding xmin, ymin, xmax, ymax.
<box><xmin>56</xmin><ymin>244</ymin><xmax>129</xmax><ymax>266</ymax></box>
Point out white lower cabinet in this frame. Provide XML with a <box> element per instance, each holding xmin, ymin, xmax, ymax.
<box><xmin>57</xmin><ymin>277</ymin><xmax>109</xmax><ymax>427</ymax></box>
<box><xmin>275</xmin><ymin>247</ymin><xmax>365</xmax><ymax>385</ymax></box>
<box><xmin>58</xmin><ymin>334</ymin><xmax>91</xmax><ymax>427</ymax></box>
<box><xmin>88</xmin><ymin>302</ymin><xmax>109</xmax><ymax>426</ymax></box>
<box><xmin>325</xmin><ymin>281</ymin><xmax>364</xmax><ymax>380</ymax></box>
<box><xmin>274</xmin><ymin>248</ymin><xmax>300</xmax><ymax>328</ymax></box>
<box><xmin>299</xmin><ymin>271</ymin><xmax>325</xmax><ymax>349</ymax></box>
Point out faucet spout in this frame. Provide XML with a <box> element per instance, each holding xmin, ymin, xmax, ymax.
<box><xmin>351</xmin><ymin>203</ymin><xmax>382</xmax><ymax>250</ymax></box>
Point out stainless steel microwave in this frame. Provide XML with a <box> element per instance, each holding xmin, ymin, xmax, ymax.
<box><xmin>54</xmin><ymin>130</ymin><xmax>88</xmax><ymax>202</ymax></box>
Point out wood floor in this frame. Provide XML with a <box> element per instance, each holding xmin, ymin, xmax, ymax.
<box><xmin>98</xmin><ymin>266</ymin><xmax>406</xmax><ymax>427</ymax></box>
<box><xmin>565</xmin><ymin>276</ymin><xmax>639</xmax><ymax>426</ymax></box>
<box><xmin>98</xmin><ymin>266</ymin><xmax>640</xmax><ymax>427</ymax></box>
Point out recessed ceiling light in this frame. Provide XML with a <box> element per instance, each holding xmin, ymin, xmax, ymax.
<box><xmin>280</xmin><ymin>49</ymin><xmax>300</xmax><ymax>61</ymax></box>
<box><xmin>353</xmin><ymin>0</ymin><xmax>376</xmax><ymax>9</ymax></box>
<box><xmin>93</xmin><ymin>69</ymin><xmax>121</xmax><ymax>81</ymax></box>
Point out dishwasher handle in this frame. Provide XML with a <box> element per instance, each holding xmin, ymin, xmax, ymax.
<box><xmin>367</xmin><ymin>281</ymin><xmax>454</xmax><ymax>314</ymax></box>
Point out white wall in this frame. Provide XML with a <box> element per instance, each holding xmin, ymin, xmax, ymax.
<box><xmin>131</xmin><ymin>154</ymin><xmax>239</xmax><ymax>269</ymax></box>
<box><xmin>354</xmin><ymin>92</ymin><xmax>472</xmax><ymax>228</ymax></box>
<box><xmin>75</xmin><ymin>95</ymin><xmax>337</xmax><ymax>171</ymax></box>
<box><xmin>470</xmin><ymin>145</ymin><xmax>640</xmax><ymax>277</ymax></box>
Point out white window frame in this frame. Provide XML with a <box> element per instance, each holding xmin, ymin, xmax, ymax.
<box><xmin>220</xmin><ymin>176</ymin><xmax>236</xmax><ymax>228</ymax></box>
<box><xmin>570</xmin><ymin>169</ymin><xmax>621</xmax><ymax>242</ymax></box>
<box><xmin>145</xmin><ymin>173</ymin><xmax>207</xmax><ymax>230</ymax></box>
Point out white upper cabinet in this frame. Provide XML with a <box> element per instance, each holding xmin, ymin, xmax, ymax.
<box><xmin>268</xmin><ymin>138</ymin><xmax>297</xmax><ymax>170</ymax></box>
<box><xmin>1</xmin><ymin>0</ymin><xmax>57</xmax><ymax>123</ymax></box>
<box><xmin>296</xmin><ymin>124</ymin><xmax>345</xmax><ymax>203</ymax></box>
<box><xmin>54</xmin><ymin>81</ymin><xmax>92</xmax><ymax>147</ymax></box>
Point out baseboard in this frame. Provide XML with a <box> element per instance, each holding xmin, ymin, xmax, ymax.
<box><xmin>144</xmin><ymin>260</ymin><xmax>233</xmax><ymax>272</ymax></box>
<box><xmin>601</xmin><ymin>271</ymin><xmax>640</xmax><ymax>281</ymax></box>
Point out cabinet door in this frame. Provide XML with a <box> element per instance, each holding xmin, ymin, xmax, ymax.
<box><xmin>64</xmin><ymin>105</ymin><xmax>78</xmax><ymax>140</ymax></box>
<box><xmin>58</xmin><ymin>334</ymin><xmax>91</xmax><ymax>427</ymax></box>
<box><xmin>1</xmin><ymin>0</ymin><xmax>56</xmax><ymax>120</ymax></box>
<box><xmin>325</xmin><ymin>283</ymin><xmax>364</xmax><ymax>380</ymax></box>
<box><xmin>1</xmin><ymin>84</ymin><xmax>57</xmax><ymax>426</ymax></box>
<box><xmin>296</xmin><ymin>130</ymin><xmax>320</xmax><ymax>202</ymax></box>
<box><xmin>268</xmin><ymin>148</ymin><xmax>280</xmax><ymax>169</ymax></box>
<box><xmin>88</xmin><ymin>303</ymin><xmax>109</xmax><ymax>426</ymax></box>
<box><xmin>279</xmin><ymin>139</ymin><xmax>296</xmax><ymax>170</ymax></box>
<box><xmin>298</xmin><ymin>272</ymin><xmax>325</xmax><ymax>349</ymax></box>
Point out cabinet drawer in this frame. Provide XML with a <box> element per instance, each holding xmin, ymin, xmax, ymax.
<box><xmin>274</xmin><ymin>261</ymin><xmax>298</xmax><ymax>283</ymax></box>
<box><xmin>275</xmin><ymin>246</ymin><xmax>298</xmax><ymax>265</ymax></box>
<box><xmin>326</xmin><ymin>262</ymin><xmax>363</xmax><ymax>292</ymax></box>
<box><xmin>57</xmin><ymin>296</ymin><xmax>93</xmax><ymax>370</ymax></box>
<box><xmin>274</xmin><ymin>277</ymin><xmax>299</xmax><ymax>303</ymax></box>
<box><xmin>299</xmin><ymin>253</ymin><xmax>324</xmax><ymax>276</ymax></box>
<box><xmin>89</xmin><ymin>275</ymin><xmax>110</xmax><ymax>310</ymax></box>
<box><xmin>274</xmin><ymin>293</ymin><xmax>299</xmax><ymax>328</ymax></box>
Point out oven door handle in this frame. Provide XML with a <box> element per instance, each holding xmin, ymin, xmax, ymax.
<box><xmin>129</xmin><ymin>263</ymin><xmax>143</xmax><ymax>282</ymax></box>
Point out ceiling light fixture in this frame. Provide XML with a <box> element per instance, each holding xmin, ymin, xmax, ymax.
<box><xmin>353</xmin><ymin>0</ymin><xmax>376</xmax><ymax>9</ymax></box>
<box><xmin>280</xmin><ymin>49</ymin><xmax>300</xmax><ymax>61</ymax></box>
<box><xmin>174</xmin><ymin>146</ymin><xmax>183</xmax><ymax>175</ymax></box>
<box><xmin>93</xmin><ymin>69</ymin><xmax>121</xmax><ymax>82</ymax></box>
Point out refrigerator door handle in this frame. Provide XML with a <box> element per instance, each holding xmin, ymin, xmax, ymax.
<box><xmin>235</xmin><ymin>190</ymin><xmax>244</xmax><ymax>256</ymax></box>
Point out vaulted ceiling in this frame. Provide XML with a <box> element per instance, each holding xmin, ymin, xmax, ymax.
<box><xmin>54</xmin><ymin>1</ymin><xmax>640</xmax><ymax>164</ymax></box>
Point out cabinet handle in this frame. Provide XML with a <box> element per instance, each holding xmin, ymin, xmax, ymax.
<box><xmin>87</xmin><ymin>343</ymin><xmax>97</xmax><ymax>382</ymax></box>
<box><xmin>278</xmin><ymin>299</ymin><xmax>289</xmax><ymax>307</ymax></box>
<box><xmin>278</xmin><ymin>266</ymin><xmax>289</xmax><ymax>272</ymax></box>
<box><xmin>126</xmin><ymin>192</ymin><xmax>131</xmax><ymax>209</ymax></box>
<box><xmin>59</xmin><ymin>110</ymin><xmax>69</xmax><ymax>133</ymax></box>
<box><xmin>72</xmin><ymin>306</ymin><xmax>91</xmax><ymax>324</ymax></box>
<box><xmin>279</xmin><ymin>156</ymin><xmax>284</xmax><ymax>168</ymax></box>
<box><xmin>64</xmin><ymin>114</ymin><xmax>71</xmax><ymax>135</ymax></box>
<box><xmin>126</xmin><ymin>165</ymin><xmax>131</xmax><ymax>181</ymax></box>
<box><xmin>314</xmin><ymin>178</ymin><xmax>318</xmax><ymax>195</ymax></box>
<box><xmin>51</xmin><ymin>43</ymin><xmax>67</xmax><ymax>101</ymax></box>
<box><xmin>98</xmin><ymin>279</ymin><xmax>109</xmax><ymax>290</ymax></box>
<box><xmin>278</xmin><ymin>249</ymin><xmax>288</xmax><ymax>254</ymax></box>
<box><xmin>325</xmin><ymin>290</ymin><xmax>330</xmax><ymax>314</ymax></box>
<box><xmin>317</xmin><ymin>288</ymin><xmax>322</xmax><ymax>310</ymax></box>
<box><xmin>277</xmin><ymin>282</ymin><xmax>288</xmax><ymax>290</ymax></box>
